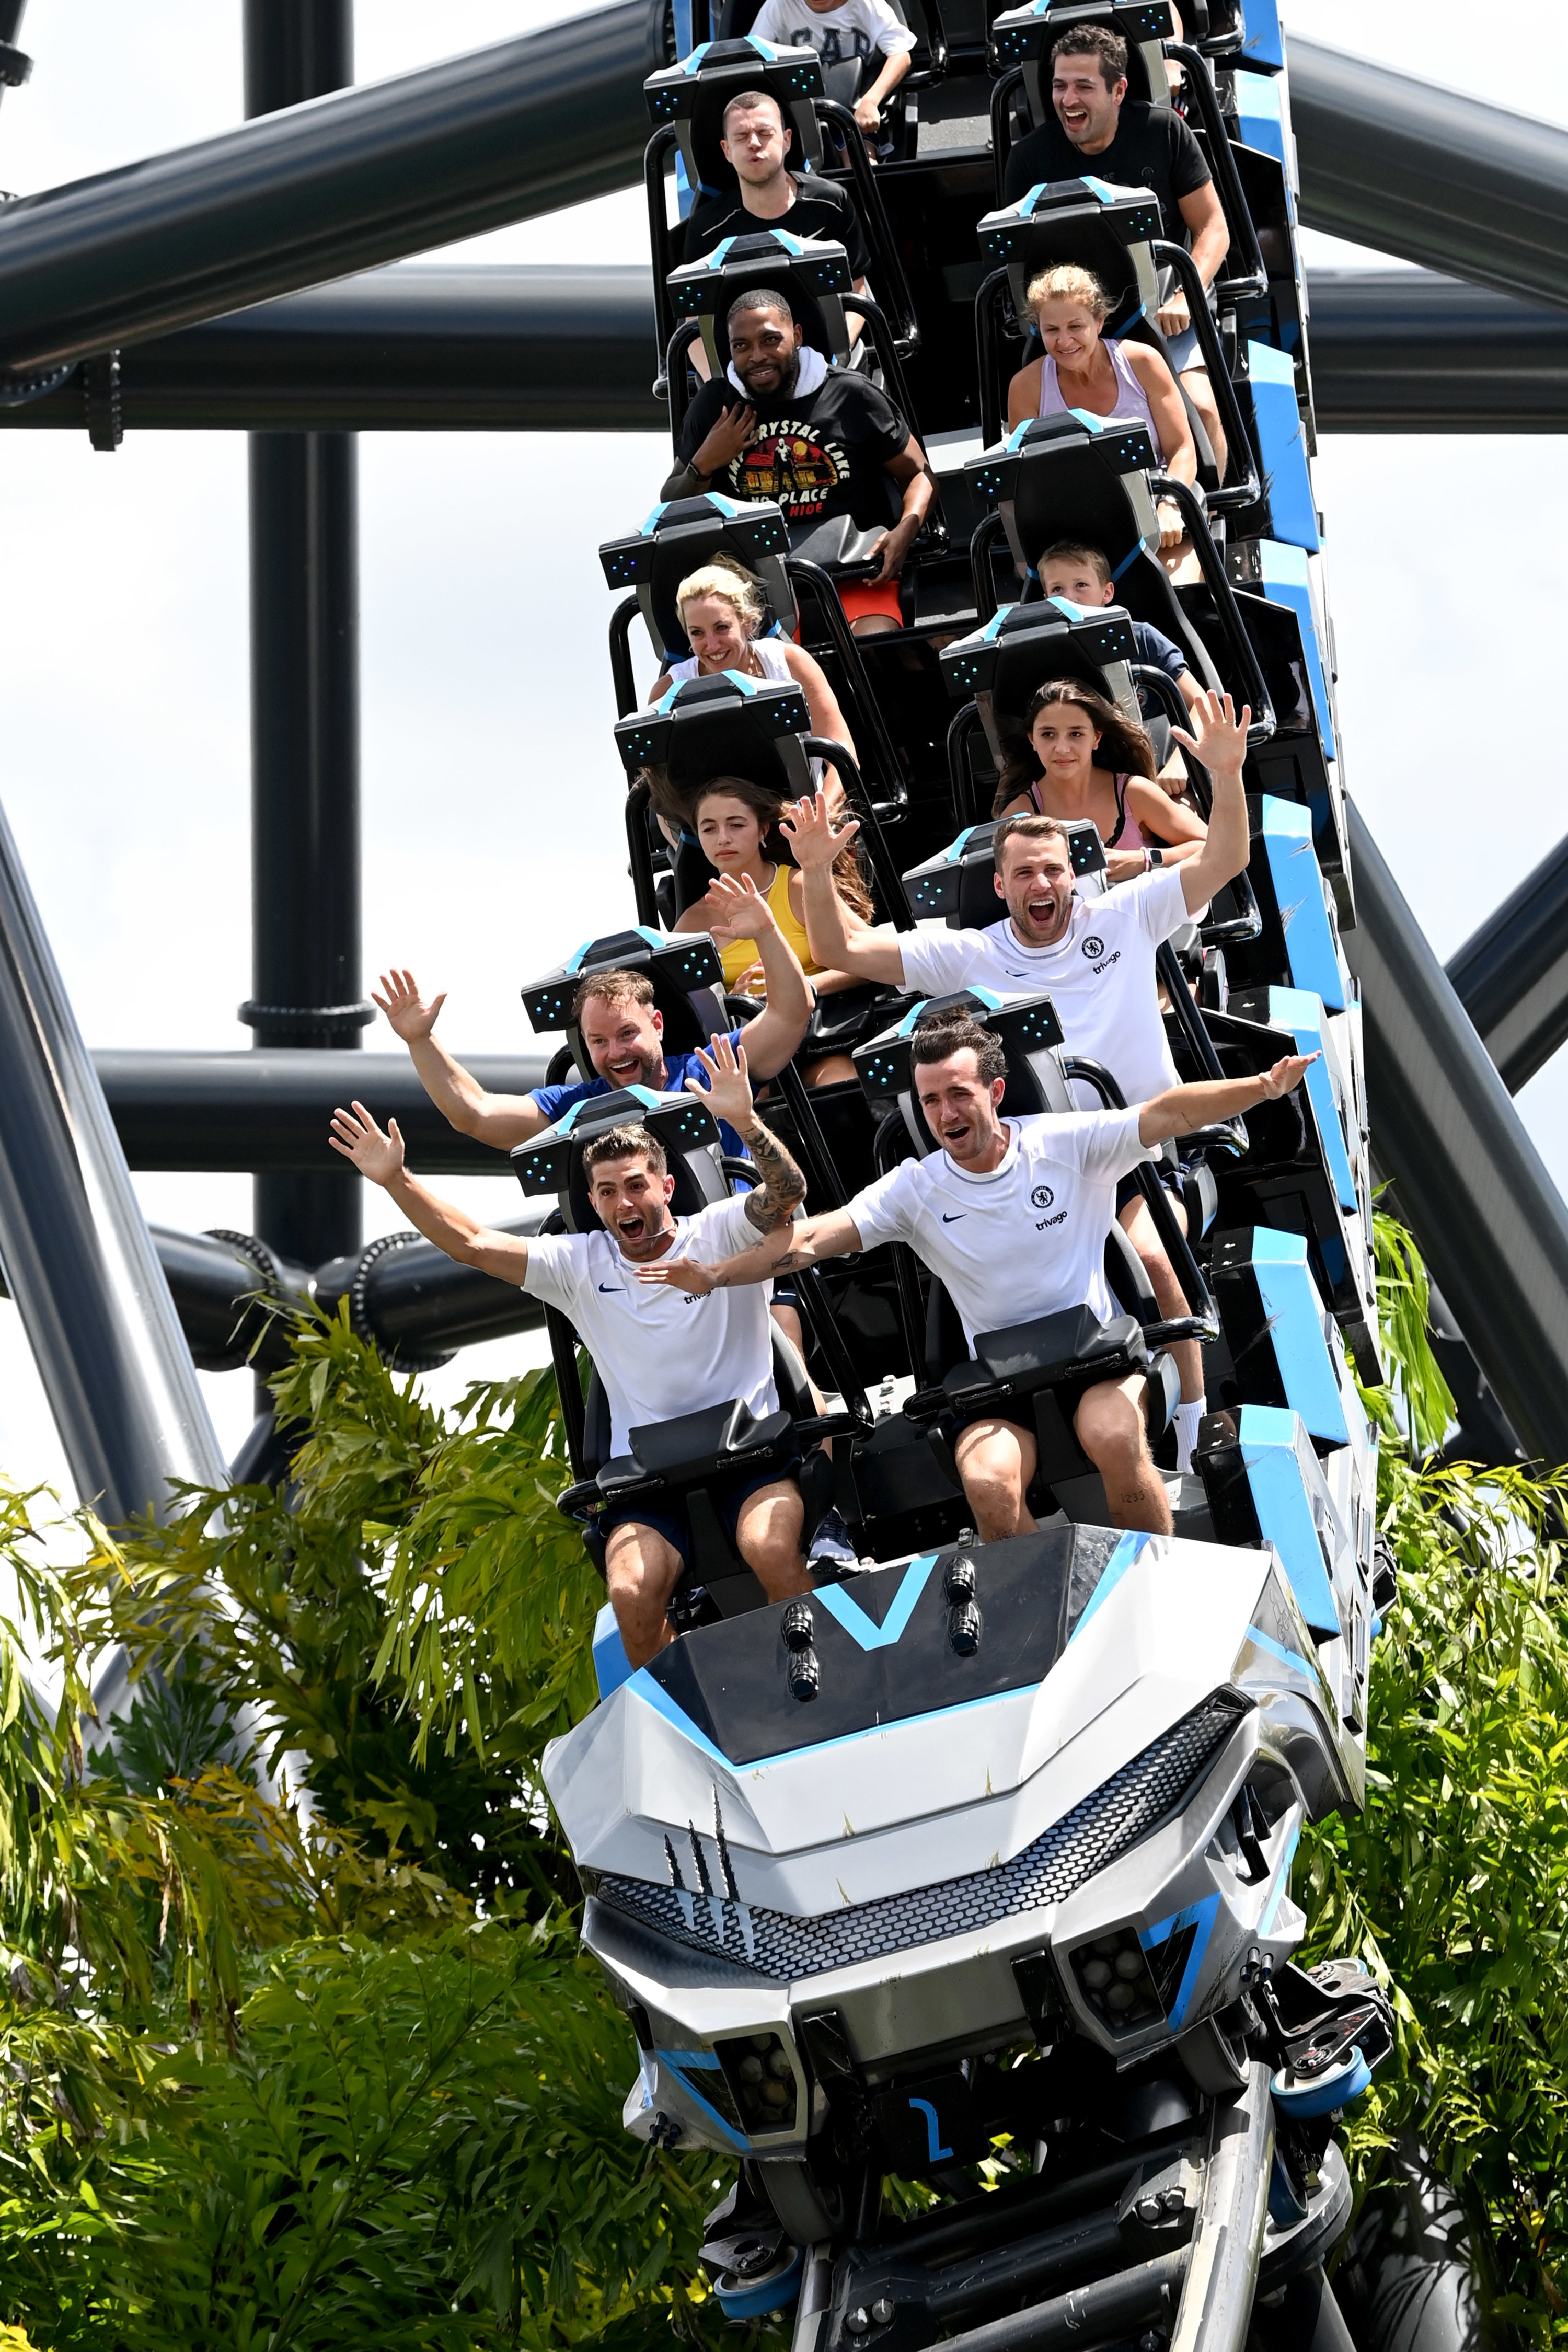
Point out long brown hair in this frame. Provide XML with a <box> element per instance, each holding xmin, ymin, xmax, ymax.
<box><xmin>993</xmin><ymin>676</ymin><xmax>1156</xmax><ymax>817</ymax></box>
<box><xmin>693</xmin><ymin>775</ymin><xmax>874</xmax><ymax>922</ymax></box>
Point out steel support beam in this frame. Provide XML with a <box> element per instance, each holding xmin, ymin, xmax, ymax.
<box><xmin>4</xmin><ymin>264</ymin><xmax>1565</xmax><ymax>439</ymax></box>
<box><xmin>1290</xmin><ymin>33</ymin><xmax>1568</xmax><ymax>312</ymax></box>
<box><xmin>243</xmin><ymin>4</ymin><xmax>364</xmax><ymax>1271</ymax></box>
<box><xmin>92</xmin><ymin>1048</ymin><xmax>550</xmax><ymax>1173</ymax></box>
<box><xmin>0</xmin><ymin>799</ymin><xmax>228</xmax><ymax>1520</ymax></box>
<box><xmin>1446</xmin><ymin>836</ymin><xmax>1568</xmax><ymax>1097</ymax></box>
<box><xmin>1342</xmin><ymin>801</ymin><xmax>1568</xmax><ymax>1466</ymax></box>
<box><xmin>0</xmin><ymin>1</ymin><xmax>658</xmax><ymax>374</ymax></box>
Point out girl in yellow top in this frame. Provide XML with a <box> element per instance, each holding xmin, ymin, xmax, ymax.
<box><xmin>673</xmin><ymin>775</ymin><xmax>874</xmax><ymax>1086</ymax></box>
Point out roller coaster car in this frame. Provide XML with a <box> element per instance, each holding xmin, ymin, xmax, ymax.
<box><xmin>542</xmin><ymin>1509</ymin><xmax>1389</xmax><ymax>2334</ymax></box>
<box><xmin>966</xmin><ymin>414</ymin><xmax>1227</xmax><ymax>694</ymax></box>
<box><xmin>513</xmin><ymin>1084</ymin><xmax>849</xmax><ymax>1622</ymax></box>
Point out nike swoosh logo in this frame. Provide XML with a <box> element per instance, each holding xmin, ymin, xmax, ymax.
<box><xmin>941</xmin><ymin>1212</ymin><xmax>965</xmax><ymax>1223</ymax></box>
<box><xmin>597</xmin><ymin>1283</ymin><xmax>625</xmax><ymax>1293</ymax></box>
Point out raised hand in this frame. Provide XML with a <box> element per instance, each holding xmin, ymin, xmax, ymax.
<box><xmin>1170</xmin><ymin>689</ymin><xmax>1252</xmax><ymax>778</ymax></box>
<box><xmin>1256</xmin><ymin>1051</ymin><xmax>1319</xmax><ymax>1101</ymax></box>
<box><xmin>329</xmin><ymin>1100</ymin><xmax>406</xmax><ymax>1188</ymax></box>
<box><xmin>696</xmin><ymin>871</ymin><xmax>774</xmax><ymax>944</ymax></box>
<box><xmin>684</xmin><ymin>1031</ymin><xmax>755</xmax><ymax>1135</ymax></box>
<box><xmin>635</xmin><ymin>1257</ymin><xmax>720</xmax><ymax>1297</ymax></box>
<box><xmin>373</xmin><ymin>967</ymin><xmax>446</xmax><ymax>1044</ymax></box>
<box><xmin>781</xmin><ymin>788</ymin><xmax>859</xmax><ymax>872</ymax></box>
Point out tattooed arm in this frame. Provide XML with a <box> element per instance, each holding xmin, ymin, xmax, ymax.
<box><xmin>636</xmin><ymin>1208</ymin><xmax>866</xmax><ymax>1297</ymax></box>
<box><xmin>683</xmin><ymin>1033</ymin><xmax>806</xmax><ymax>1233</ymax></box>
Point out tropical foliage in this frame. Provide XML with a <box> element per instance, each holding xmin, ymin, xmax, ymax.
<box><xmin>0</xmin><ymin>1224</ymin><xmax>1559</xmax><ymax>2340</ymax></box>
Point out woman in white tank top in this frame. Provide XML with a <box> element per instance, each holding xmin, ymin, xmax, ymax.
<box><xmin>649</xmin><ymin>560</ymin><xmax>857</xmax><ymax>759</ymax></box>
<box><xmin>1006</xmin><ymin>263</ymin><xmax>1197</xmax><ymax>573</ymax></box>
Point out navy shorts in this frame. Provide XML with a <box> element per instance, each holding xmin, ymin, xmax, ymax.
<box><xmin>598</xmin><ymin>1463</ymin><xmax>795</xmax><ymax>1569</ymax></box>
<box><xmin>1116</xmin><ymin>1165</ymin><xmax>1183</xmax><ymax>1217</ymax></box>
<box><xmin>1162</xmin><ymin>320</ymin><xmax>1202</xmax><ymax>375</ymax></box>
<box><xmin>771</xmin><ymin>1281</ymin><xmax>801</xmax><ymax>1309</ymax></box>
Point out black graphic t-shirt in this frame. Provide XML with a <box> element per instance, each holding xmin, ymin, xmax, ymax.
<box><xmin>676</xmin><ymin>368</ymin><xmax>909</xmax><ymax>530</ymax></box>
<box><xmin>683</xmin><ymin>174</ymin><xmax>871</xmax><ymax>283</ymax></box>
<box><xmin>1002</xmin><ymin>101</ymin><xmax>1211</xmax><ymax>243</ymax></box>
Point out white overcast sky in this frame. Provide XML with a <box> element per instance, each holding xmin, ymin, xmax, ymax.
<box><xmin>0</xmin><ymin>0</ymin><xmax>1564</xmax><ymax>1494</ymax></box>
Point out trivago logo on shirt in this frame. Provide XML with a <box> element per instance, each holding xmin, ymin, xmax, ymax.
<box><xmin>729</xmin><ymin>422</ymin><xmax>850</xmax><ymax>521</ymax></box>
<box><xmin>1081</xmin><ymin>931</ymin><xmax>1122</xmax><ymax>976</ymax></box>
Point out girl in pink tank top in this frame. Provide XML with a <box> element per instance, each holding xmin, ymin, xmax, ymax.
<box><xmin>990</xmin><ymin>678</ymin><xmax>1209</xmax><ymax>886</ymax></box>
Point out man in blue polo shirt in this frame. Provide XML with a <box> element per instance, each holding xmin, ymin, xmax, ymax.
<box><xmin>372</xmin><ymin>878</ymin><xmax>812</xmax><ymax>1161</ymax></box>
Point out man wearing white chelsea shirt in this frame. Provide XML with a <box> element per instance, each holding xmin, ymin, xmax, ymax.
<box><xmin>327</xmin><ymin>1034</ymin><xmax>814</xmax><ymax>1669</ymax></box>
<box><xmin>641</xmin><ymin>1014</ymin><xmax>1315</xmax><ymax>1541</ymax></box>
<box><xmin>781</xmin><ymin>688</ymin><xmax>1255</xmax><ymax>1476</ymax></box>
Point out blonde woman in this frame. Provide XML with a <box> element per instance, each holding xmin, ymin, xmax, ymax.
<box><xmin>649</xmin><ymin>560</ymin><xmax>856</xmax><ymax>760</ymax></box>
<box><xmin>1005</xmin><ymin>263</ymin><xmax>1196</xmax><ymax>563</ymax></box>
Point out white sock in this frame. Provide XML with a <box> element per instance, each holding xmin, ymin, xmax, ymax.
<box><xmin>1175</xmin><ymin>1398</ymin><xmax>1206</xmax><ymax>1477</ymax></box>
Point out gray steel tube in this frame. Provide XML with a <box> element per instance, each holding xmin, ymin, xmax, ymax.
<box><xmin>1445</xmin><ymin>835</ymin><xmax>1568</xmax><ymax>1096</ymax></box>
<box><xmin>6</xmin><ymin>263</ymin><xmax>1567</xmax><ymax>439</ymax></box>
<box><xmin>1291</xmin><ymin>33</ymin><xmax>1568</xmax><ymax>310</ymax></box>
<box><xmin>0</xmin><ymin>0</ymin><xmax>659</xmax><ymax>371</ymax></box>
<box><xmin>0</xmin><ymin>799</ymin><xmax>228</xmax><ymax>1520</ymax></box>
<box><xmin>1343</xmin><ymin>800</ymin><xmax>1568</xmax><ymax>1465</ymax></box>
<box><xmin>92</xmin><ymin>1048</ymin><xmax>551</xmax><ymax>1173</ymax></box>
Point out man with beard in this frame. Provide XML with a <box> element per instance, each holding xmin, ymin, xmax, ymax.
<box><xmin>781</xmin><ymin>688</ymin><xmax>1253</xmax><ymax>1477</ymax></box>
<box><xmin>661</xmin><ymin>285</ymin><xmax>932</xmax><ymax>633</ymax></box>
<box><xmin>328</xmin><ymin>1036</ymin><xmax>816</xmax><ymax>1666</ymax></box>
<box><xmin>372</xmin><ymin>895</ymin><xmax>810</xmax><ymax>1159</ymax></box>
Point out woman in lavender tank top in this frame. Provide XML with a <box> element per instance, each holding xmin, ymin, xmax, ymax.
<box><xmin>1006</xmin><ymin>263</ymin><xmax>1197</xmax><ymax>572</ymax></box>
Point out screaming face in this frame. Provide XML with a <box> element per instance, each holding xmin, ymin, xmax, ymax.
<box><xmin>580</xmin><ymin>996</ymin><xmax>666</xmax><ymax>1093</ymax></box>
<box><xmin>913</xmin><ymin>1051</ymin><xmax>1008</xmax><ymax>1169</ymax></box>
<box><xmin>995</xmin><ymin>834</ymin><xmax>1077</xmax><ymax>947</ymax></box>
<box><xmin>589</xmin><ymin>1152</ymin><xmax>677</xmax><ymax>1260</ymax></box>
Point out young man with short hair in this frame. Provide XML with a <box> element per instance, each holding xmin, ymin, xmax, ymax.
<box><xmin>683</xmin><ymin>89</ymin><xmax>874</xmax><ymax>284</ymax></box>
<box><xmin>639</xmin><ymin>1019</ymin><xmax>1314</xmax><ymax>1541</ymax></box>
<box><xmin>1002</xmin><ymin>24</ymin><xmax>1230</xmax><ymax>477</ymax></box>
<box><xmin>783</xmin><ymin>688</ymin><xmax>1251</xmax><ymax>1470</ymax></box>
<box><xmin>372</xmin><ymin>872</ymin><xmax>811</xmax><ymax>1155</ymax></box>
<box><xmin>329</xmin><ymin>1035</ymin><xmax>815</xmax><ymax>1668</ymax></box>
<box><xmin>662</xmin><ymin>285</ymin><xmax>932</xmax><ymax>633</ymax></box>
<box><xmin>745</xmin><ymin>0</ymin><xmax>915</xmax><ymax>141</ymax></box>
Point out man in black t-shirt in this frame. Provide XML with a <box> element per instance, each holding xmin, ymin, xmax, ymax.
<box><xmin>682</xmin><ymin>90</ymin><xmax>869</xmax><ymax>379</ymax></box>
<box><xmin>1002</xmin><ymin>22</ymin><xmax>1230</xmax><ymax>475</ymax></box>
<box><xmin>661</xmin><ymin>284</ymin><xmax>932</xmax><ymax>633</ymax></box>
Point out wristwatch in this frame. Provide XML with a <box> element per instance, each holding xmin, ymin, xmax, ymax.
<box><xmin>1146</xmin><ymin>847</ymin><xmax>1164</xmax><ymax>869</ymax></box>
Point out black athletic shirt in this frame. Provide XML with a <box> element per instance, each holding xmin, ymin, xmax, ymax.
<box><xmin>1002</xmin><ymin>101</ymin><xmax>1212</xmax><ymax>244</ymax></box>
<box><xmin>675</xmin><ymin>368</ymin><xmax>909</xmax><ymax>531</ymax></box>
<box><xmin>683</xmin><ymin>172</ymin><xmax>872</xmax><ymax>282</ymax></box>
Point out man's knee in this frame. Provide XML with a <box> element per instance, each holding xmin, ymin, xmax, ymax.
<box><xmin>735</xmin><ymin>1478</ymin><xmax>806</xmax><ymax>1574</ymax></box>
<box><xmin>1075</xmin><ymin>1382</ymin><xmax>1148</xmax><ymax>1467</ymax></box>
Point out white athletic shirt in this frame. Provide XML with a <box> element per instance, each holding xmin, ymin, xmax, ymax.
<box><xmin>521</xmin><ymin>1197</ymin><xmax>777</xmax><ymax>1458</ymax></box>
<box><xmin>897</xmin><ymin>867</ymin><xmax>1191</xmax><ymax>1111</ymax></box>
<box><xmin>846</xmin><ymin>1110</ymin><xmax>1151</xmax><ymax>1349</ymax></box>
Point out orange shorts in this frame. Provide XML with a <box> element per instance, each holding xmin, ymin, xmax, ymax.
<box><xmin>836</xmin><ymin>577</ymin><xmax>905</xmax><ymax>629</ymax></box>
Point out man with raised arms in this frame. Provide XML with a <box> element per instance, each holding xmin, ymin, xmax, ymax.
<box><xmin>328</xmin><ymin>1036</ymin><xmax>814</xmax><ymax>1670</ymax></box>
<box><xmin>373</xmin><ymin>873</ymin><xmax>810</xmax><ymax>1159</ymax></box>
<box><xmin>639</xmin><ymin>1017</ymin><xmax>1314</xmax><ymax>1541</ymax></box>
<box><xmin>785</xmin><ymin>688</ymin><xmax>1252</xmax><ymax>1477</ymax></box>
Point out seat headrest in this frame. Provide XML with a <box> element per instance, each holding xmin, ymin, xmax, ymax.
<box><xmin>942</xmin><ymin>596</ymin><xmax>1143</xmax><ymax>758</ymax></box>
<box><xmin>521</xmin><ymin>926</ymin><xmax>725</xmax><ymax>1034</ymax></box>
<box><xmin>988</xmin><ymin>0</ymin><xmax>1175</xmax><ymax>116</ymax></box>
<box><xmin>667</xmin><ymin>228</ymin><xmax>854</xmax><ymax>376</ymax></box>
<box><xmin>510</xmin><ymin>1087</ymin><xmax>732</xmax><ymax>1231</ymax></box>
<box><xmin>599</xmin><ymin>492</ymin><xmax>798</xmax><ymax>661</ymax></box>
<box><xmin>967</xmin><ymin>412</ymin><xmax>1162</xmax><ymax>585</ymax></box>
<box><xmin>978</xmin><ymin>181</ymin><xmax>1162</xmax><ymax>338</ymax></box>
<box><xmin>854</xmin><ymin>988</ymin><xmax>1074</xmax><ymax>1150</ymax></box>
<box><xmin>644</xmin><ymin>37</ymin><xmax>825</xmax><ymax>204</ymax></box>
<box><xmin>615</xmin><ymin>669</ymin><xmax>815</xmax><ymax>804</ymax></box>
<box><xmin>903</xmin><ymin>816</ymin><xmax>1105</xmax><ymax>927</ymax></box>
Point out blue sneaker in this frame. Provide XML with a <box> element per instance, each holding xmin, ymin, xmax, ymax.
<box><xmin>809</xmin><ymin>1508</ymin><xmax>858</xmax><ymax>1570</ymax></box>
